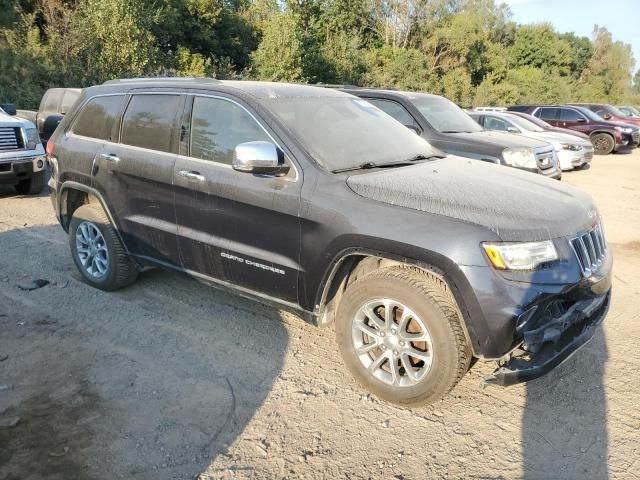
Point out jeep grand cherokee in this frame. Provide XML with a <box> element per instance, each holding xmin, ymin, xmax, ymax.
<box><xmin>47</xmin><ymin>79</ymin><xmax>612</xmax><ymax>406</ymax></box>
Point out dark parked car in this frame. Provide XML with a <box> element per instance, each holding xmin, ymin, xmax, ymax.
<box><xmin>48</xmin><ymin>79</ymin><xmax>611</xmax><ymax>406</ymax></box>
<box><xmin>37</xmin><ymin>87</ymin><xmax>81</xmax><ymax>142</ymax></box>
<box><xmin>569</xmin><ymin>103</ymin><xmax>640</xmax><ymax>129</ymax></box>
<box><xmin>508</xmin><ymin>104</ymin><xmax>640</xmax><ymax>155</ymax></box>
<box><xmin>340</xmin><ymin>89</ymin><xmax>561</xmax><ymax>179</ymax></box>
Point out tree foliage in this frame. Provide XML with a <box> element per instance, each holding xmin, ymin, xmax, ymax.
<box><xmin>0</xmin><ymin>0</ymin><xmax>637</xmax><ymax>108</ymax></box>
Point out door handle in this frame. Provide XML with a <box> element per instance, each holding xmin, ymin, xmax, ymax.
<box><xmin>179</xmin><ymin>170</ymin><xmax>205</xmax><ymax>182</ymax></box>
<box><xmin>100</xmin><ymin>153</ymin><xmax>120</xmax><ymax>163</ymax></box>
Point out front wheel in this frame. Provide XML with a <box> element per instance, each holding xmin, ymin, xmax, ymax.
<box><xmin>591</xmin><ymin>133</ymin><xmax>615</xmax><ymax>155</ymax></box>
<box><xmin>335</xmin><ymin>266</ymin><xmax>471</xmax><ymax>407</ymax></box>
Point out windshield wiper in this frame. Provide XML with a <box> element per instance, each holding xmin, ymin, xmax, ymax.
<box><xmin>331</xmin><ymin>155</ymin><xmax>442</xmax><ymax>173</ymax></box>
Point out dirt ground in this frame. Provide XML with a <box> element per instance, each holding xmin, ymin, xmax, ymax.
<box><xmin>1</xmin><ymin>151</ymin><xmax>639</xmax><ymax>480</ymax></box>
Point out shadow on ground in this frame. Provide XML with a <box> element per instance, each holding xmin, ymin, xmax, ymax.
<box><xmin>523</xmin><ymin>329</ymin><xmax>608</xmax><ymax>480</ymax></box>
<box><xmin>0</xmin><ymin>223</ymin><xmax>289</xmax><ymax>480</ymax></box>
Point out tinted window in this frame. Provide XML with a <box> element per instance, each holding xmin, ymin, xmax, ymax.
<box><xmin>484</xmin><ymin>116</ymin><xmax>511</xmax><ymax>131</ymax></box>
<box><xmin>60</xmin><ymin>90</ymin><xmax>80</xmax><ymax>114</ymax></box>
<box><xmin>560</xmin><ymin>108</ymin><xmax>585</xmax><ymax>122</ymax></box>
<box><xmin>538</xmin><ymin>107</ymin><xmax>559</xmax><ymax>121</ymax></box>
<box><xmin>121</xmin><ymin>94</ymin><xmax>182</xmax><ymax>153</ymax></box>
<box><xmin>73</xmin><ymin>95</ymin><xmax>126</xmax><ymax>141</ymax></box>
<box><xmin>190</xmin><ymin>96</ymin><xmax>271</xmax><ymax>165</ymax></box>
<box><xmin>366</xmin><ymin>99</ymin><xmax>417</xmax><ymax>127</ymax></box>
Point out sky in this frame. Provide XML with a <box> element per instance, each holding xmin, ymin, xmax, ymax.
<box><xmin>502</xmin><ymin>0</ymin><xmax>640</xmax><ymax>69</ymax></box>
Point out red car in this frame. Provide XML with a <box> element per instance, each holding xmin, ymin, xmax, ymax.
<box><xmin>569</xmin><ymin>103</ymin><xmax>640</xmax><ymax>129</ymax></box>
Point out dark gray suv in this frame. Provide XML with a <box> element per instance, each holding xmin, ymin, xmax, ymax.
<box><xmin>47</xmin><ymin>79</ymin><xmax>611</xmax><ymax>406</ymax></box>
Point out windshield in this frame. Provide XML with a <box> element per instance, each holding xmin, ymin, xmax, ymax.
<box><xmin>576</xmin><ymin>107</ymin><xmax>606</xmax><ymax>122</ymax></box>
<box><xmin>264</xmin><ymin>97</ymin><xmax>436</xmax><ymax>171</ymax></box>
<box><xmin>408</xmin><ymin>95</ymin><xmax>483</xmax><ymax>133</ymax></box>
<box><xmin>503</xmin><ymin>114</ymin><xmax>544</xmax><ymax>132</ymax></box>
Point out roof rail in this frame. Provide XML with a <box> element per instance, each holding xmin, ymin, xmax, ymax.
<box><xmin>102</xmin><ymin>77</ymin><xmax>220</xmax><ymax>85</ymax></box>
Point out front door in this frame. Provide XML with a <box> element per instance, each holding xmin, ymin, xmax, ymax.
<box><xmin>93</xmin><ymin>92</ymin><xmax>184</xmax><ymax>265</ymax></box>
<box><xmin>173</xmin><ymin>94</ymin><xmax>302</xmax><ymax>303</ymax></box>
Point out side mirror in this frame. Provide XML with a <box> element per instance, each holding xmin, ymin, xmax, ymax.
<box><xmin>507</xmin><ymin>126</ymin><xmax>519</xmax><ymax>133</ymax></box>
<box><xmin>233</xmin><ymin>141</ymin><xmax>290</xmax><ymax>176</ymax></box>
<box><xmin>575</xmin><ymin>117</ymin><xmax>586</xmax><ymax>123</ymax></box>
<box><xmin>602</xmin><ymin>113</ymin><xmax>612</xmax><ymax>120</ymax></box>
<box><xmin>0</xmin><ymin>103</ymin><xmax>17</xmax><ymax>116</ymax></box>
<box><xmin>405</xmin><ymin>125</ymin><xmax>421</xmax><ymax>135</ymax></box>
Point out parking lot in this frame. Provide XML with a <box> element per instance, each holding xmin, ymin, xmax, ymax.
<box><xmin>1</xmin><ymin>152</ymin><xmax>639</xmax><ymax>480</ymax></box>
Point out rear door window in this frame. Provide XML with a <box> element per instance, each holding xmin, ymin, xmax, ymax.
<box><xmin>366</xmin><ymin>98</ymin><xmax>419</xmax><ymax>128</ymax></box>
<box><xmin>559</xmin><ymin>108</ymin><xmax>585</xmax><ymax>122</ymax></box>
<box><xmin>537</xmin><ymin>107</ymin><xmax>559</xmax><ymax>121</ymax></box>
<box><xmin>72</xmin><ymin>95</ymin><xmax>126</xmax><ymax>141</ymax></box>
<box><xmin>120</xmin><ymin>94</ymin><xmax>182</xmax><ymax>153</ymax></box>
<box><xmin>189</xmin><ymin>96</ymin><xmax>271</xmax><ymax>165</ymax></box>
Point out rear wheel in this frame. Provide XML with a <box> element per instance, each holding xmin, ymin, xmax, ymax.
<box><xmin>15</xmin><ymin>172</ymin><xmax>45</xmax><ymax>195</ymax></box>
<box><xmin>69</xmin><ymin>204</ymin><xmax>138</xmax><ymax>291</ymax></box>
<box><xmin>335</xmin><ymin>266</ymin><xmax>471</xmax><ymax>407</ymax></box>
<box><xmin>591</xmin><ymin>133</ymin><xmax>615</xmax><ymax>155</ymax></box>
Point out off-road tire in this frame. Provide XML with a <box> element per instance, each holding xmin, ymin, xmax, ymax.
<box><xmin>591</xmin><ymin>133</ymin><xmax>615</xmax><ymax>155</ymax></box>
<box><xmin>15</xmin><ymin>171</ymin><xmax>45</xmax><ymax>195</ymax></box>
<box><xmin>335</xmin><ymin>266</ymin><xmax>471</xmax><ymax>407</ymax></box>
<box><xmin>69</xmin><ymin>204</ymin><xmax>138</xmax><ymax>291</ymax></box>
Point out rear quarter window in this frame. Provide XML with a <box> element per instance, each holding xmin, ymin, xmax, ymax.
<box><xmin>120</xmin><ymin>94</ymin><xmax>182</xmax><ymax>153</ymax></box>
<box><xmin>41</xmin><ymin>91</ymin><xmax>60</xmax><ymax>112</ymax></box>
<box><xmin>72</xmin><ymin>95</ymin><xmax>126</xmax><ymax>141</ymax></box>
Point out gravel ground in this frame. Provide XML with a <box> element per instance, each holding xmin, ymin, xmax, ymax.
<box><xmin>1</xmin><ymin>151</ymin><xmax>639</xmax><ymax>480</ymax></box>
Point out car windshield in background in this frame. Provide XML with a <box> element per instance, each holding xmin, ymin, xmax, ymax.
<box><xmin>408</xmin><ymin>95</ymin><xmax>483</xmax><ymax>133</ymax></box>
<box><xmin>265</xmin><ymin>97</ymin><xmax>436</xmax><ymax>172</ymax></box>
<box><xmin>594</xmin><ymin>105</ymin><xmax>627</xmax><ymax>118</ymax></box>
<box><xmin>504</xmin><ymin>114</ymin><xmax>544</xmax><ymax>132</ymax></box>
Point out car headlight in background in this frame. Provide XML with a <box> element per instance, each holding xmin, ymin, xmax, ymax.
<box><xmin>502</xmin><ymin>148</ymin><xmax>537</xmax><ymax>169</ymax></box>
<box><xmin>561</xmin><ymin>143</ymin><xmax>582</xmax><ymax>151</ymax></box>
<box><xmin>24</xmin><ymin>128</ymin><xmax>41</xmax><ymax>150</ymax></box>
<box><xmin>482</xmin><ymin>241</ymin><xmax>558</xmax><ymax>270</ymax></box>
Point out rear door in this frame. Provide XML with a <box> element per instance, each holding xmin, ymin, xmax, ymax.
<box><xmin>535</xmin><ymin>107</ymin><xmax>560</xmax><ymax>126</ymax></box>
<box><xmin>558</xmin><ymin>108</ymin><xmax>590</xmax><ymax>135</ymax></box>
<box><xmin>173</xmin><ymin>93</ymin><xmax>302</xmax><ymax>303</ymax></box>
<box><xmin>92</xmin><ymin>92</ymin><xmax>184</xmax><ymax>265</ymax></box>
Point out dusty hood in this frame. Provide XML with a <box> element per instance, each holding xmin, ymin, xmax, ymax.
<box><xmin>346</xmin><ymin>156</ymin><xmax>598</xmax><ymax>241</ymax></box>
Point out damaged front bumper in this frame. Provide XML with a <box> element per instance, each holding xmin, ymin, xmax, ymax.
<box><xmin>481</xmin><ymin>290</ymin><xmax>610</xmax><ymax>387</ymax></box>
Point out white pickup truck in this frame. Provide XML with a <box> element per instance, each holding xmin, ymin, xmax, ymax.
<box><xmin>0</xmin><ymin>104</ymin><xmax>47</xmax><ymax>195</ymax></box>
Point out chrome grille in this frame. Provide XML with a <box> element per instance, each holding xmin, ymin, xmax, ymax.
<box><xmin>632</xmin><ymin>131</ymin><xmax>640</xmax><ymax>146</ymax></box>
<box><xmin>570</xmin><ymin>224</ymin><xmax>607</xmax><ymax>277</ymax></box>
<box><xmin>0</xmin><ymin>127</ymin><xmax>20</xmax><ymax>151</ymax></box>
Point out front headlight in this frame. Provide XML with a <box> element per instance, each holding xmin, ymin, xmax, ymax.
<box><xmin>502</xmin><ymin>148</ymin><xmax>537</xmax><ymax>169</ymax></box>
<box><xmin>24</xmin><ymin>128</ymin><xmax>40</xmax><ymax>150</ymax></box>
<box><xmin>615</xmin><ymin>126</ymin><xmax>634</xmax><ymax>134</ymax></box>
<box><xmin>561</xmin><ymin>143</ymin><xmax>581</xmax><ymax>151</ymax></box>
<box><xmin>482</xmin><ymin>241</ymin><xmax>558</xmax><ymax>270</ymax></box>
